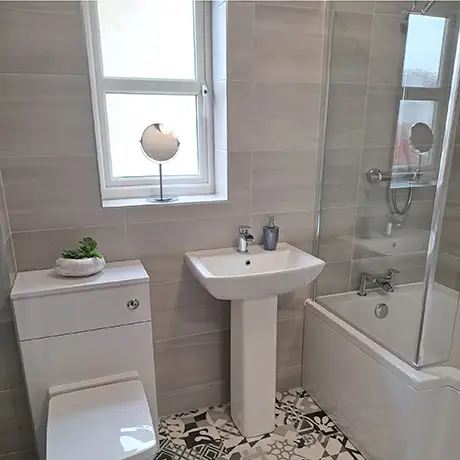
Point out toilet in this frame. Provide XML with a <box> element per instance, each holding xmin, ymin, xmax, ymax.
<box><xmin>11</xmin><ymin>260</ymin><xmax>158</xmax><ymax>460</ymax></box>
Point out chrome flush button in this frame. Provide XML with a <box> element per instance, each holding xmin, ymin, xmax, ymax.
<box><xmin>127</xmin><ymin>298</ymin><xmax>140</xmax><ymax>310</ymax></box>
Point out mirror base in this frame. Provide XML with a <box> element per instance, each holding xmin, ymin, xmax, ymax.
<box><xmin>146</xmin><ymin>195</ymin><xmax>178</xmax><ymax>203</ymax></box>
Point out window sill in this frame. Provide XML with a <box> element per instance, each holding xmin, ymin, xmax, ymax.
<box><xmin>102</xmin><ymin>193</ymin><xmax>228</xmax><ymax>209</ymax></box>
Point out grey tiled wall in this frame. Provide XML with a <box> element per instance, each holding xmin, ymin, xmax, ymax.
<box><xmin>0</xmin><ymin>0</ymin><xmax>326</xmax><ymax>423</ymax></box>
<box><xmin>317</xmin><ymin>0</ymin><xmax>459</xmax><ymax>296</ymax></box>
<box><xmin>0</xmin><ymin>168</ymin><xmax>34</xmax><ymax>456</ymax></box>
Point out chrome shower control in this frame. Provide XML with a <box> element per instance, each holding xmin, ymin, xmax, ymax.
<box><xmin>127</xmin><ymin>298</ymin><xmax>140</xmax><ymax>310</ymax></box>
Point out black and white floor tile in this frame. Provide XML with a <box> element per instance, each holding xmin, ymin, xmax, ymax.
<box><xmin>156</xmin><ymin>387</ymin><xmax>366</xmax><ymax>460</ymax></box>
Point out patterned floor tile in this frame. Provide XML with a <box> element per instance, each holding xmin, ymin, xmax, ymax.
<box><xmin>156</xmin><ymin>387</ymin><xmax>366</xmax><ymax>460</ymax></box>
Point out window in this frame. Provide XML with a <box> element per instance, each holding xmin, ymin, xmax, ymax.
<box><xmin>82</xmin><ymin>0</ymin><xmax>213</xmax><ymax>201</ymax></box>
<box><xmin>392</xmin><ymin>13</ymin><xmax>452</xmax><ymax>188</ymax></box>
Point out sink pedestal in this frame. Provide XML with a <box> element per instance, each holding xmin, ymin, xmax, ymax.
<box><xmin>230</xmin><ymin>296</ymin><xmax>277</xmax><ymax>437</ymax></box>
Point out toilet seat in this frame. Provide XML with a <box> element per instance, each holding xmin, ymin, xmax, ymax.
<box><xmin>47</xmin><ymin>380</ymin><xmax>157</xmax><ymax>460</ymax></box>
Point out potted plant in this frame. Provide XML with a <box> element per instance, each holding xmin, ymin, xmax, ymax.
<box><xmin>55</xmin><ymin>237</ymin><xmax>106</xmax><ymax>277</ymax></box>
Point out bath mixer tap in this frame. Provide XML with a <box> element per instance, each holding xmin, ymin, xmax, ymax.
<box><xmin>358</xmin><ymin>269</ymin><xmax>399</xmax><ymax>296</ymax></box>
<box><xmin>237</xmin><ymin>225</ymin><xmax>254</xmax><ymax>253</ymax></box>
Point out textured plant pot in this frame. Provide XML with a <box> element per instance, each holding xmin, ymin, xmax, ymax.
<box><xmin>54</xmin><ymin>257</ymin><xmax>106</xmax><ymax>277</ymax></box>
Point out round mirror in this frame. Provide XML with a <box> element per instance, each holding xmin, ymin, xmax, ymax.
<box><xmin>140</xmin><ymin>123</ymin><xmax>180</xmax><ymax>163</ymax></box>
<box><xmin>409</xmin><ymin>122</ymin><xmax>434</xmax><ymax>155</ymax></box>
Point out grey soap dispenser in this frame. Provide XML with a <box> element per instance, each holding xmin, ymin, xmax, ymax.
<box><xmin>263</xmin><ymin>216</ymin><xmax>279</xmax><ymax>251</ymax></box>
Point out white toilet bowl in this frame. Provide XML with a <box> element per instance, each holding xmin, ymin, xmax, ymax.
<box><xmin>47</xmin><ymin>379</ymin><xmax>157</xmax><ymax>460</ymax></box>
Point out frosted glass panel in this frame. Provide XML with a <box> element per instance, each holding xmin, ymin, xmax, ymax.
<box><xmin>105</xmin><ymin>94</ymin><xmax>199</xmax><ymax>178</ymax></box>
<box><xmin>402</xmin><ymin>15</ymin><xmax>446</xmax><ymax>88</ymax></box>
<box><xmin>395</xmin><ymin>100</ymin><xmax>436</xmax><ymax>168</ymax></box>
<box><xmin>97</xmin><ymin>0</ymin><xmax>196</xmax><ymax>79</ymax></box>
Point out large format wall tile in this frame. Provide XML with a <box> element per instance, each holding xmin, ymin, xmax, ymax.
<box><xmin>227</xmin><ymin>1</ymin><xmax>254</xmax><ymax>82</ymax></box>
<box><xmin>0</xmin><ymin>74</ymin><xmax>95</xmax><ymax>158</ymax></box>
<box><xmin>330</xmin><ymin>11</ymin><xmax>373</xmax><ymax>84</ymax></box>
<box><xmin>12</xmin><ymin>225</ymin><xmax>127</xmax><ymax>271</ymax></box>
<box><xmin>154</xmin><ymin>330</ymin><xmax>230</xmax><ymax>394</ymax></box>
<box><xmin>1</xmin><ymin>156</ymin><xmax>124</xmax><ymax>232</ymax></box>
<box><xmin>0</xmin><ymin>2</ymin><xmax>87</xmax><ymax>76</ymax></box>
<box><xmin>325</xmin><ymin>83</ymin><xmax>367</xmax><ymax>150</ymax></box>
<box><xmin>252</xmin><ymin>82</ymin><xmax>322</xmax><ymax>151</ymax></box>
<box><xmin>253</xmin><ymin>2</ymin><xmax>324</xmax><ymax>83</ymax></box>
<box><xmin>0</xmin><ymin>389</ymin><xmax>34</xmax><ymax>455</ymax></box>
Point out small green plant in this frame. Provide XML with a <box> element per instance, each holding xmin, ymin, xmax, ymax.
<box><xmin>61</xmin><ymin>237</ymin><xmax>102</xmax><ymax>260</ymax></box>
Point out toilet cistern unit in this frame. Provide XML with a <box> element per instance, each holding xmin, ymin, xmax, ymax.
<box><xmin>185</xmin><ymin>242</ymin><xmax>325</xmax><ymax>438</ymax></box>
<box><xmin>10</xmin><ymin>260</ymin><xmax>158</xmax><ymax>460</ymax></box>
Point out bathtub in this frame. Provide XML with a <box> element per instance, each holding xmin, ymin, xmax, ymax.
<box><xmin>302</xmin><ymin>284</ymin><xmax>460</xmax><ymax>460</ymax></box>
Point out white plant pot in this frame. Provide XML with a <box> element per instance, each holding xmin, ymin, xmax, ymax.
<box><xmin>54</xmin><ymin>257</ymin><xmax>106</xmax><ymax>277</ymax></box>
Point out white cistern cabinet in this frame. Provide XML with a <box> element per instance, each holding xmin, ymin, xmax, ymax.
<box><xmin>11</xmin><ymin>260</ymin><xmax>158</xmax><ymax>460</ymax></box>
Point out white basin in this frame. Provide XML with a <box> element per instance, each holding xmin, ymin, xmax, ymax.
<box><xmin>184</xmin><ymin>243</ymin><xmax>325</xmax><ymax>301</ymax></box>
<box><xmin>184</xmin><ymin>243</ymin><xmax>325</xmax><ymax>439</ymax></box>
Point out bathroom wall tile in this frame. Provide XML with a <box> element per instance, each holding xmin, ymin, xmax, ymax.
<box><xmin>325</xmin><ymin>83</ymin><xmax>367</xmax><ymax>150</ymax></box>
<box><xmin>154</xmin><ymin>330</ymin><xmax>230</xmax><ymax>394</ymax></box>
<box><xmin>374</xmin><ymin>1</ymin><xmax>413</xmax><ymax>15</ymax></box>
<box><xmin>319</xmin><ymin>207</ymin><xmax>355</xmax><ymax>263</ymax></box>
<box><xmin>363</xmin><ymin>86</ymin><xmax>401</xmax><ymax>148</ymax></box>
<box><xmin>125</xmin><ymin>152</ymin><xmax>251</xmax><ymax>223</ymax></box>
<box><xmin>369</xmin><ymin>14</ymin><xmax>406</xmax><ymax>87</ymax></box>
<box><xmin>0</xmin><ymin>389</ymin><xmax>34</xmax><ymax>455</ymax></box>
<box><xmin>252</xmin><ymin>82</ymin><xmax>321</xmax><ymax>152</ymax></box>
<box><xmin>0</xmin><ymin>1</ymin><xmax>87</xmax><ymax>75</ymax></box>
<box><xmin>0</xmin><ymin>238</ymin><xmax>13</xmax><ymax>323</ymax></box>
<box><xmin>278</xmin><ymin>285</ymin><xmax>311</xmax><ymax>322</ymax></box>
<box><xmin>316</xmin><ymin>261</ymin><xmax>351</xmax><ymax>296</ymax></box>
<box><xmin>253</xmin><ymin>3</ymin><xmax>324</xmax><ymax>83</ymax></box>
<box><xmin>12</xmin><ymin>224</ymin><xmax>127</xmax><ymax>271</ymax></box>
<box><xmin>321</xmin><ymin>148</ymin><xmax>361</xmax><ymax>209</ymax></box>
<box><xmin>277</xmin><ymin>318</ymin><xmax>304</xmax><ymax>369</ymax></box>
<box><xmin>0</xmin><ymin>74</ymin><xmax>95</xmax><ymax>158</ymax></box>
<box><xmin>227</xmin><ymin>1</ymin><xmax>254</xmax><ymax>82</ymax></box>
<box><xmin>251</xmin><ymin>151</ymin><xmax>317</xmax><ymax>214</ymax></box>
<box><xmin>212</xmin><ymin>1</ymin><xmax>227</xmax><ymax>83</ymax></box>
<box><xmin>350</xmin><ymin>252</ymin><xmax>427</xmax><ymax>290</ymax></box>
<box><xmin>251</xmin><ymin>211</ymin><xmax>314</xmax><ymax>253</ymax></box>
<box><xmin>213</xmin><ymin>81</ymin><xmax>228</xmax><ymax>151</ymax></box>
<box><xmin>127</xmin><ymin>215</ymin><xmax>245</xmax><ymax>259</ymax></box>
<box><xmin>435</xmin><ymin>252</ymin><xmax>460</xmax><ymax>291</ymax></box>
<box><xmin>276</xmin><ymin>365</ymin><xmax>302</xmax><ymax>392</ymax></box>
<box><xmin>137</xmin><ymin>253</ymin><xmax>194</xmax><ymax>285</ymax></box>
<box><xmin>152</xmin><ymin>302</ymin><xmax>230</xmax><ymax>342</ymax></box>
<box><xmin>0</xmin><ymin>171</ymin><xmax>10</xmax><ymax>244</ymax></box>
<box><xmin>330</xmin><ymin>11</ymin><xmax>372</xmax><ymax>84</ymax></box>
<box><xmin>150</xmin><ymin>279</ymin><xmax>221</xmax><ymax>310</ymax></box>
<box><xmin>157</xmin><ymin>380</ymin><xmax>229</xmax><ymax>417</ymax></box>
<box><xmin>332</xmin><ymin>1</ymin><xmax>374</xmax><ymax>13</ymax></box>
<box><xmin>440</xmin><ymin>201</ymin><xmax>460</xmax><ymax>258</ymax></box>
<box><xmin>447</xmin><ymin>146</ymin><xmax>460</xmax><ymax>202</ymax></box>
<box><xmin>0</xmin><ymin>450</ymin><xmax>38</xmax><ymax>460</ymax></box>
<box><xmin>0</xmin><ymin>323</ymin><xmax>23</xmax><ymax>392</ymax></box>
<box><xmin>227</xmin><ymin>81</ymin><xmax>254</xmax><ymax>152</ymax></box>
<box><xmin>1</xmin><ymin>156</ymin><xmax>124</xmax><ymax>232</ymax></box>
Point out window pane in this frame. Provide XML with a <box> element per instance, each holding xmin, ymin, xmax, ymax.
<box><xmin>402</xmin><ymin>15</ymin><xmax>446</xmax><ymax>88</ymax></box>
<box><xmin>394</xmin><ymin>100</ymin><xmax>436</xmax><ymax>168</ymax></box>
<box><xmin>97</xmin><ymin>0</ymin><xmax>196</xmax><ymax>79</ymax></box>
<box><xmin>105</xmin><ymin>94</ymin><xmax>199</xmax><ymax>178</ymax></box>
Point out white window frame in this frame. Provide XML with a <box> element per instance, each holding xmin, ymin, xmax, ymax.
<box><xmin>81</xmin><ymin>1</ymin><xmax>214</xmax><ymax>201</ymax></box>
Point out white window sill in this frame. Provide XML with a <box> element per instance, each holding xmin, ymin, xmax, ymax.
<box><xmin>102</xmin><ymin>193</ymin><xmax>228</xmax><ymax>209</ymax></box>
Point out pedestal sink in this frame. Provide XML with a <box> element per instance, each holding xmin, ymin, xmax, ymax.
<box><xmin>184</xmin><ymin>243</ymin><xmax>325</xmax><ymax>437</ymax></box>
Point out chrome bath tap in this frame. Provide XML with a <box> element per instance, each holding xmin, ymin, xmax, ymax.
<box><xmin>358</xmin><ymin>269</ymin><xmax>399</xmax><ymax>296</ymax></box>
<box><xmin>237</xmin><ymin>225</ymin><xmax>254</xmax><ymax>253</ymax></box>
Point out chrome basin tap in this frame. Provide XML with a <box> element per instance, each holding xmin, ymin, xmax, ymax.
<box><xmin>238</xmin><ymin>225</ymin><xmax>254</xmax><ymax>253</ymax></box>
<box><xmin>358</xmin><ymin>269</ymin><xmax>399</xmax><ymax>296</ymax></box>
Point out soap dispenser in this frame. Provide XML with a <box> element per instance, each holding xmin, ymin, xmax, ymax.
<box><xmin>263</xmin><ymin>216</ymin><xmax>279</xmax><ymax>251</ymax></box>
